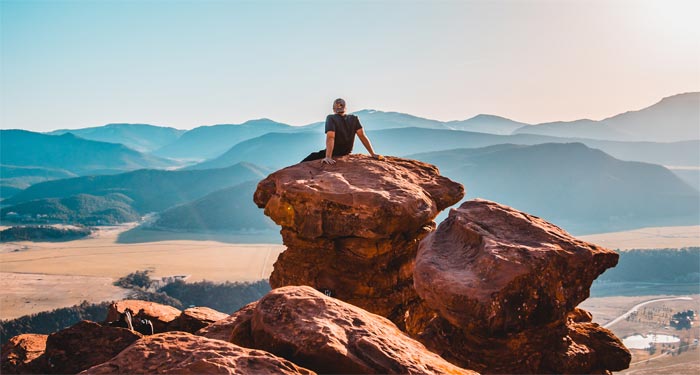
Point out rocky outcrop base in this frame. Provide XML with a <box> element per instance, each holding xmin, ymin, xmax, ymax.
<box><xmin>227</xmin><ymin>286</ymin><xmax>477</xmax><ymax>375</ymax></box>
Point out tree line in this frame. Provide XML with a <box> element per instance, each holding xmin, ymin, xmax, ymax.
<box><xmin>0</xmin><ymin>271</ymin><xmax>270</xmax><ymax>345</ymax></box>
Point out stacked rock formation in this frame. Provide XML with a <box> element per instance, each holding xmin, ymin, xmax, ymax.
<box><xmin>255</xmin><ymin>156</ymin><xmax>630</xmax><ymax>374</ymax></box>
<box><xmin>410</xmin><ymin>199</ymin><xmax>631</xmax><ymax>373</ymax></box>
<box><xmin>254</xmin><ymin>155</ymin><xmax>464</xmax><ymax>325</ymax></box>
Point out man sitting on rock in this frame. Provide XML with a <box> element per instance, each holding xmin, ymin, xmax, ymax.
<box><xmin>301</xmin><ymin>98</ymin><xmax>383</xmax><ymax>164</ymax></box>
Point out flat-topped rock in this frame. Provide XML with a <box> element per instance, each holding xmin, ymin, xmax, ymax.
<box><xmin>255</xmin><ymin>154</ymin><xmax>464</xmax><ymax>240</ymax></box>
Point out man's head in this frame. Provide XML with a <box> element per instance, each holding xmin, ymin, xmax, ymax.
<box><xmin>333</xmin><ymin>98</ymin><xmax>346</xmax><ymax>115</ymax></box>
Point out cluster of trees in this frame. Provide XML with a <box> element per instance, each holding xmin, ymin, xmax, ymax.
<box><xmin>116</xmin><ymin>270</ymin><xmax>270</xmax><ymax>313</ymax></box>
<box><xmin>0</xmin><ymin>225</ymin><xmax>92</xmax><ymax>242</ymax></box>
<box><xmin>0</xmin><ymin>301</ymin><xmax>110</xmax><ymax>345</ymax></box>
<box><xmin>0</xmin><ymin>193</ymin><xmax>139</xmax><ymax>225</ymax></box>
<box><xmin>670</xmin><ymin>310</ymin><xmax>695</xmax><ymax>330</ymax></box>
<box><xmin>597</xmin><ymin>247</ymin><xmax>700</xmax><ymax>283</ymax></box>
<box><xmin>159</xmin><ymin>279</ymin><xmax>270</xmax><ymax>314</ymax></box>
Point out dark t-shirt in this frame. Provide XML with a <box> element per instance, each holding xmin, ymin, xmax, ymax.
<box><xmin>325</xmin><ymin>114</ymin><xmax>363</xmax><ymax>156</ymax></box>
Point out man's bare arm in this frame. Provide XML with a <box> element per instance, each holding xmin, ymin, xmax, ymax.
<box><xmin>323</xmin><ymin>131</ymin><xmax>336</xmax><ymax>164</ymax></box>
<box><xmin>357</xmin><ymin>128</ymin><xmax>382</xmax><ymax>159</ymax></box>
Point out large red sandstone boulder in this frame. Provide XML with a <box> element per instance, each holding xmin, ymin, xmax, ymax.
<box><xmin>408</xmin><ymin>199</ymin><xmax>630</xmax><ymax>374</ymax></box>
<box><xmin>170</xmin><ymin>306</ymin><xmax>229</xmax><ymax>333</ymax></box>
<box><xmin>81</xmin><ymin>331</ymin><xmax>315</xmax><ymax>375</ymax></box>
<box><xmin>43</xmin><ymin>320</ymin><xmax>142</xmax><ymax>374</ymax></box>
<box><xmin>414</xmin><ymin>199</ymin><xmax>619</xmax><ymax>333</ymax></box>
<box><xmin>105</xmin><ymin>300</ymin><xmax>180</xmax><ymax>333</ymax></box>
<box><xmin>1</xmin><ymin>334</ymin><xmax>47</xmax><ymax>374</ymax></box>
<box><xmin>230</xmin><ymin>285</ymin><xmax>477</xmax><ymax>375</ymax></box>
<box><xmin>254</xmin><ymin>155</ymin><xmax>464</xmax><ymax>324</ymax></box>
<box><xmin>255</xmin><ymin>155</ymin><xmax>464</xmax><ymax>240</ymax></box>
<box><xmin>195</xmin><ymin>302</ymin><xmax>258</xmax><ymax>344</ymax></box>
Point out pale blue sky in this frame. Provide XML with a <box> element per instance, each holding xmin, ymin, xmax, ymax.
<box><xmin>1</xmin><ymin>0</ymin><xmax>699</xmax><ymax>131</ymax></box>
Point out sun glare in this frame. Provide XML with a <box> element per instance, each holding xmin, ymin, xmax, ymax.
<box><xmin>636</xmin><ymin>0</ymin><xmax>700</xmax><ymax>38</ymax></box>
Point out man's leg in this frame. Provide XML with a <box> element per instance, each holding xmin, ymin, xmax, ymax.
<box><xmin>301</xmin><ymin>149</ymin><xmax>326</xmax><ymax>163</ymax></box>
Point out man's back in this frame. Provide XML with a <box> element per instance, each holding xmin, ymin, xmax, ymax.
<box><xmin>325</xmin><ymin>114</ymin><xmax>362</xmax><ymax>156</ymax></box>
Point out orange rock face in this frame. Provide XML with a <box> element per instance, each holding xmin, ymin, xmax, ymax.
<box><xmin>170</xmin><ymin>306</ymin><xmax>229</xmax><ymax>333</ymax></box>
<box><xmin>0</xmin><ymin>334</ymin><xmax>47</xmax><ymax>374</ymax></box>
<box><xmin>43</xmin><ymin>320</ymin><xmax>142</xmax><ymax>374</ymax></box>
<box><xmin>414</xmin><ymin>199</ymin><xmax>619</xmax><ymax>333</ymax></box>
<box><xmin>105</xmin><ymin>299</ymin><xmax>181</xmax><ymax>333</ymax></box>
<box><xmin>229</xmin><ymin>286</ymin><xmax>477</xmax><ymax>375</ymax></box>
<box><xmin>410</xmin><ymin>200</ymin><xmax>631</xmax><ymax>374</ymax></box>
<box><xmin>254</xmin><ymin>155</ymin><xmax>464</xmax><ymax>325</ymax></box>
<box><xmin>81</xmin><ymin>331</ymin><xmax>315</xmax><ymax>375</ymax></box>
<box><xmin>195</xmin><ymin>302</ymin><xmax>258</xmax><ymax>342</ymax></box>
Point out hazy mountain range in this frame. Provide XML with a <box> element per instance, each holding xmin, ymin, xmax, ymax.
<box><xmin>513</xmin><ymin>92</ymin><xmax>700</xmax><ymax>142</ymax></box>
<box><xmin>408</xmin><ymin>143</ymin><xmax>699</xmax><ymax>233</ymax></box>
<box><xmin>0</xmin><ymin>193</ymin><xmax>140</xmax><ymax>225</ymax></box>
<box><xmin>3</xmin><ymin>163</ymin><xmax>270</xmax><ymax>213</ymax></box>
<box><xmin>0</xmin><ymin>130</ymin><xmax>177</xmax><ymax>174</ymax></box>
<box><xmin>1</xmin><ymin>92</ymin><xmax>697</xmax><ymax>235</ymax></box>
<box><xmin>49</xmin><ymin>123</ymin><xmax>185</xmax><ymax>153</ymax></box>
<box><xmin>152</xmin><ymin>181</ymin><xmax>277</xmax><ymax>232</ymax></box>
<box><xmin>190</xmin><ymin>127</ymin><xmax>699</xmax><ymax>170</ymax></box>
<box><xmin>151</xmin><ymin>119</ymin><xmax>298</xmax><ymax>160</ymax></box>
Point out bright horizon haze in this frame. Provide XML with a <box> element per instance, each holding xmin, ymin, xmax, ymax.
<box><xmin>1</xmin><ymin>0</ymin><xmax>699</xmax><ymax>131</ymax></box>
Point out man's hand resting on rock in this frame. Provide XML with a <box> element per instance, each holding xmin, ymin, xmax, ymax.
<box><xmin>322</xmin><ymin>157</ymin><xmax>336</xmax><ymax>165</ymax></box>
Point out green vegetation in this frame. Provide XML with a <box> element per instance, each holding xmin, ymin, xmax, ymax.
<box><xmin>1</xmin><ymin>193</ymin><xmax>139</xmax><ymax>225</ymax></box>
<box><xmin>598</xmin><ymin>248</ymin><xmax>700</xmax><ymax>283</ymax></box>
<box><xmin>153</xmin><ymin>181</ymin><xmax>276</xmax><ymax>232</ymax></box>
<box><xmin>591</xmin><ymin>247</ymin><xmax>700</xmax><ymax>297</ymax></box>
<box><xmin>115</xmin><ymin>270</ymin><xmax>153</xmax><ymax>289</ymax></box>
<box><xmin>0</xmin><ymin>225</ymin><xmax>92</xmax><ymax>242</ymax></box>
<box><xmin>5</xmin><ymin>163</ymin><xmax>269</xmax><ymax>214</ymax></box>
<box><xmin>670</xmin><ymin>310</ymin><xmax>695</xmax><ymax>330</ymax></box>
<box><xmin>0</xmin><ymin>301</ymin><xmax>110</xmax><ymax>344</ymax></box>
<box><xmin>1</xmin><ymin>270</ymin><xmax>271</xmax><ymax>345</ymax></box>
<box><xmin>159</xmin><ymin>279</ymin><xmax>270</xmax><ymax>314</ymax></box>
<box><xmin>116</xmin><ymin>269</ymin><xmax>270</xmax><ymax>314</ymax></box>
<box><xmin>0</xmin><ymin>165</ymin><xmax>78</xmax><ymax>200</ymax></box>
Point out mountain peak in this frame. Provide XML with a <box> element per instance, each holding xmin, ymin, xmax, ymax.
<box><xmin>659</xmin><ymin>91</ymin><xmax>700</xmax><ymax>102</ymax></box>
<box><xmin>465</xmin><ymin>114</ymin><xmax>509</xmax><ymax>121</ymax></box>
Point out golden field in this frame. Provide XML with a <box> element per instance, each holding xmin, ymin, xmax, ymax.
<box><xmin>579</xmin><ymin>225</ymin><xmax>700</xmax><ymax>250</ymax></box>
<box><xmin>0</xmin><ymin>224</ymin><xmax>283</xmax><ymax>319</ymax></box>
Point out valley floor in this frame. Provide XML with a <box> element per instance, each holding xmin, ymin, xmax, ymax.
<box><xmin>0</xmin><ymin>224</ymin><xmax>284</xmax><ymax>319</ymax></box>
<box><xmin>0</xmin><ymin>272</ymin><xmax>128</xmax><ymax>319</ymax></box>
<box><xmin>581</xmin><ymin>294</ymin><xmax>700</xmax><ymax>375</ymax></box>
<box><xmin>1</xmin><ymin>223</ymin><xmax>699</xmax><ymax>373</ymax></box>
<box><xmin>579</xmin><ymin>225</ymin><xmax>700</xmax><ymax>250</ymax></box>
